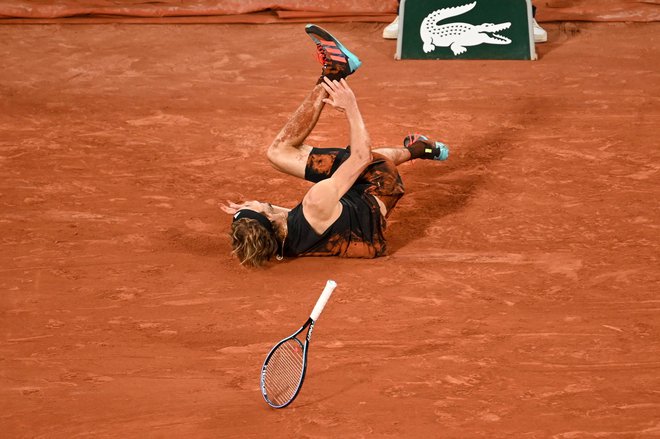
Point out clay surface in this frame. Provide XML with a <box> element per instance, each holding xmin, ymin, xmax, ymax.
<box><xmin>1</xmin><ymin>21</ymin><xmax>659</xmax><ymax>438</ymax></box>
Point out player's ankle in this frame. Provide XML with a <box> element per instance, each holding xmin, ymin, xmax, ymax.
<box><xmin>405</xmin><ymin>140</ymin><xmax>433</xmax><ymax>160</ymax></box>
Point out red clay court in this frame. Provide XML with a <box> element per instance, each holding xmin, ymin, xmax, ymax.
<box><xmin>1</xmin><ymin>1</ymin><xmax>659</xmax><ymax>437</ymax></box>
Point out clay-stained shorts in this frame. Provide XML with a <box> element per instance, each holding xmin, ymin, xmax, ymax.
<box><xmin>304</xmin><ymin>147</ymin><xmax>405</xmax><ymax>216</ymax></box>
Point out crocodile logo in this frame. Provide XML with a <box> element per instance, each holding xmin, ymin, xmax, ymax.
<box><xmin>420</xmin><ymin>2</ymin><xmax>512</xmax><ymax>56</ymax></box>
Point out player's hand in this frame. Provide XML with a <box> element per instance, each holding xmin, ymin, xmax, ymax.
<box><xmin>320</xmin><ymin>77</ymin><xmax>357</xmax><ymax>113</ymax></box>
<box><xmin>221</xmin><ymin>200</ymin><xmax>248</xmax><ymax>215</ymax></box>
<box><xmin>221</xmin><ymin>200</ymin><xmax>267</xmax><ymax>215</ymax></box>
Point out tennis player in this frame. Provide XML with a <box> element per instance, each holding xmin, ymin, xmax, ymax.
<box><xmin>222</xmin><ymin>24</ymin><xmax>449</xmax><ymax>267</ymax></box>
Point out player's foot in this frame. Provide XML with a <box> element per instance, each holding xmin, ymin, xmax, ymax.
<box><xmin>382</xmin><ymin>16</ymin><xmax>399</xmax><ymax>39</ymax></box>
<box><xmin>403</xmin><ymin>134</ymin><xmax>449</xmax><ymax>161</ymax></box>
<box><xmin>305</xmin><ymin>24</ymin><xmax>361</xmax><ymax>83</ymax></box>
<box><xmin>533</xmin><ymin>19</ymin><xmax>547</xmax><ymax>43</ymax></box>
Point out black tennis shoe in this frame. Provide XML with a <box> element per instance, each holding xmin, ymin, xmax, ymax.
<box><xmin>403</xmin><ymin>133</ymin><xmax>449</xmax><ymax>161</ymax></box>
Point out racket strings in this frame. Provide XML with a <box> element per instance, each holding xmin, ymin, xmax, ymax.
<box><xmin>263</xmin><ymin>338</ymin><xmax>305</xmax><ymax>406</ymax></box>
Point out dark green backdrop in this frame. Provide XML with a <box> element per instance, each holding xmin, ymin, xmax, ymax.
<box><xmin>397</xmin><ymin>0</ymin><xmax>535</xmax><ymax>60</ymax></box>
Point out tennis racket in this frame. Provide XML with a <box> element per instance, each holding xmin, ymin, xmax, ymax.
<box><xmin>260</xmin><ymin>279</ymin><xmax>337</xmax><ymax>409</ymax></box>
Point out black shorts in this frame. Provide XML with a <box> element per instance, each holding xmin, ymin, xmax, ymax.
<box><xmin>304</xmin><ymin>147</ymin><xmax>405</xmax><ymax>215</ymax></box>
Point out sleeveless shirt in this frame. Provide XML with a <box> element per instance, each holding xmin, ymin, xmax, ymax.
<box><xmin>283</xmin><ymin>186</ymin><xmax>386</xmax><ymax>258</ymax></box>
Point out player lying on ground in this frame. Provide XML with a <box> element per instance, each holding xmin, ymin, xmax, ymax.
<box><xmin>221</xmin><ymin>24</ymin><xmax>449</xmax><ymax>267</ymax></box>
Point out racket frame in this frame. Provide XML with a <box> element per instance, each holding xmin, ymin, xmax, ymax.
<box><xmin>260</xmin><ymin>280</ymin><xmax>336</xmax><ymax>409</ymax></box>
<box><xmin>260</xmin><ymin>317</ymin><xmax>315</xmax><ymax>408</ymax></box>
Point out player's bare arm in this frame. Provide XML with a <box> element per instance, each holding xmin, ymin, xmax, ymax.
<box><xmin>302</xmin><ymin>78</ymin><xmax>372</xmax><ymax>234</ymax></box>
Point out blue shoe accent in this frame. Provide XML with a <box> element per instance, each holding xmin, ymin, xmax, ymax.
<box><xmin>345</xmin><ymin>51</ymin><xmax>362</xmax><ymax>74</ymax></box>
<box><xmin>435</xmin><ymin>141</ymin><xmax>449</xmax><ymax>161</ymax></box>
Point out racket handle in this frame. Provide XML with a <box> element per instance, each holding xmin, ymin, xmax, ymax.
<box><xmin>310</xmin><ymin>280</ymin><xmax>337</xmax><ymax>321</ymax></box>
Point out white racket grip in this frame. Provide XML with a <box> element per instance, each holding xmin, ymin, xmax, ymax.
<box><xmin>309</xmin><ymin>280</ymin><xmax>337</xmax><ymax>321</ymax></box>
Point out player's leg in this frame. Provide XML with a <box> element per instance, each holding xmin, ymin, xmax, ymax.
<box><xmin>309</xmin><ymin>130</ymin><xmax>451</xmax><ymax>185</ymax></box>
<box><xmin>371</xmin><ymin>146</ymin><xmax>411</xmax><ymax>165</ymax></box>
<box><xmin>267</xmin><ymin>25</ymin><xmax>362</xmax><ymax>179</ymax></box>
<box><xmin>373</xmin><ymin>134</ymin><xmax>450</xmax><ymax>166</ymax></box>
<box><xmin>266</xmin><ymin>84</ymin><xmax>327</xmax><ymax>179</ymax></box>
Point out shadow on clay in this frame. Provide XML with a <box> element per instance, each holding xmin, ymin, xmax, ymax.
<box><xmin>386</xmin><ymin>138</ymin><xmax>503</xmax><ymax>253</ymax></box>
<box><xmin>387</xmin><ymin>98</ymin><xmax>547</xmax><ymax>253</ymax></box>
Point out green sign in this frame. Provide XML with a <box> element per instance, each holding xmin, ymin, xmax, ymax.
<box><xmin>396</xmin><ymin>0</ymin><xmax>536</xmax><ymax>60</ymax></box>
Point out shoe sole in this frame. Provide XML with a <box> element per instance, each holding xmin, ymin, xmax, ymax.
<box><xmin>305</xmin><ymin>24</ymin><xmax>362</xmax><ymax>74</ymax></box>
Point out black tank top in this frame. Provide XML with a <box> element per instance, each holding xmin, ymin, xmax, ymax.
<box><xmin>284</xmin><ymin>187</ymin><xmax>386</xmax><ymax>258</ymax></box>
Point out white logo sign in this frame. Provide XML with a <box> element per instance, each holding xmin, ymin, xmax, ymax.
<box><xmin>420</xmin><ymin>2</ymin><xmax>512</xmax><ymax>56</ymax></box>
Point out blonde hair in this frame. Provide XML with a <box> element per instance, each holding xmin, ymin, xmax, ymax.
<box><xmin>230</xmin><ymin>218</ymin><xmax>278</xmax><ymax>267</ymax></box>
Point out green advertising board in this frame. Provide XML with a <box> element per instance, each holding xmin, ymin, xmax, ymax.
<box><xmin>396</xmin><ymin>0</ymin><xmax>536</xmax><ymax>60</ymax></box>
